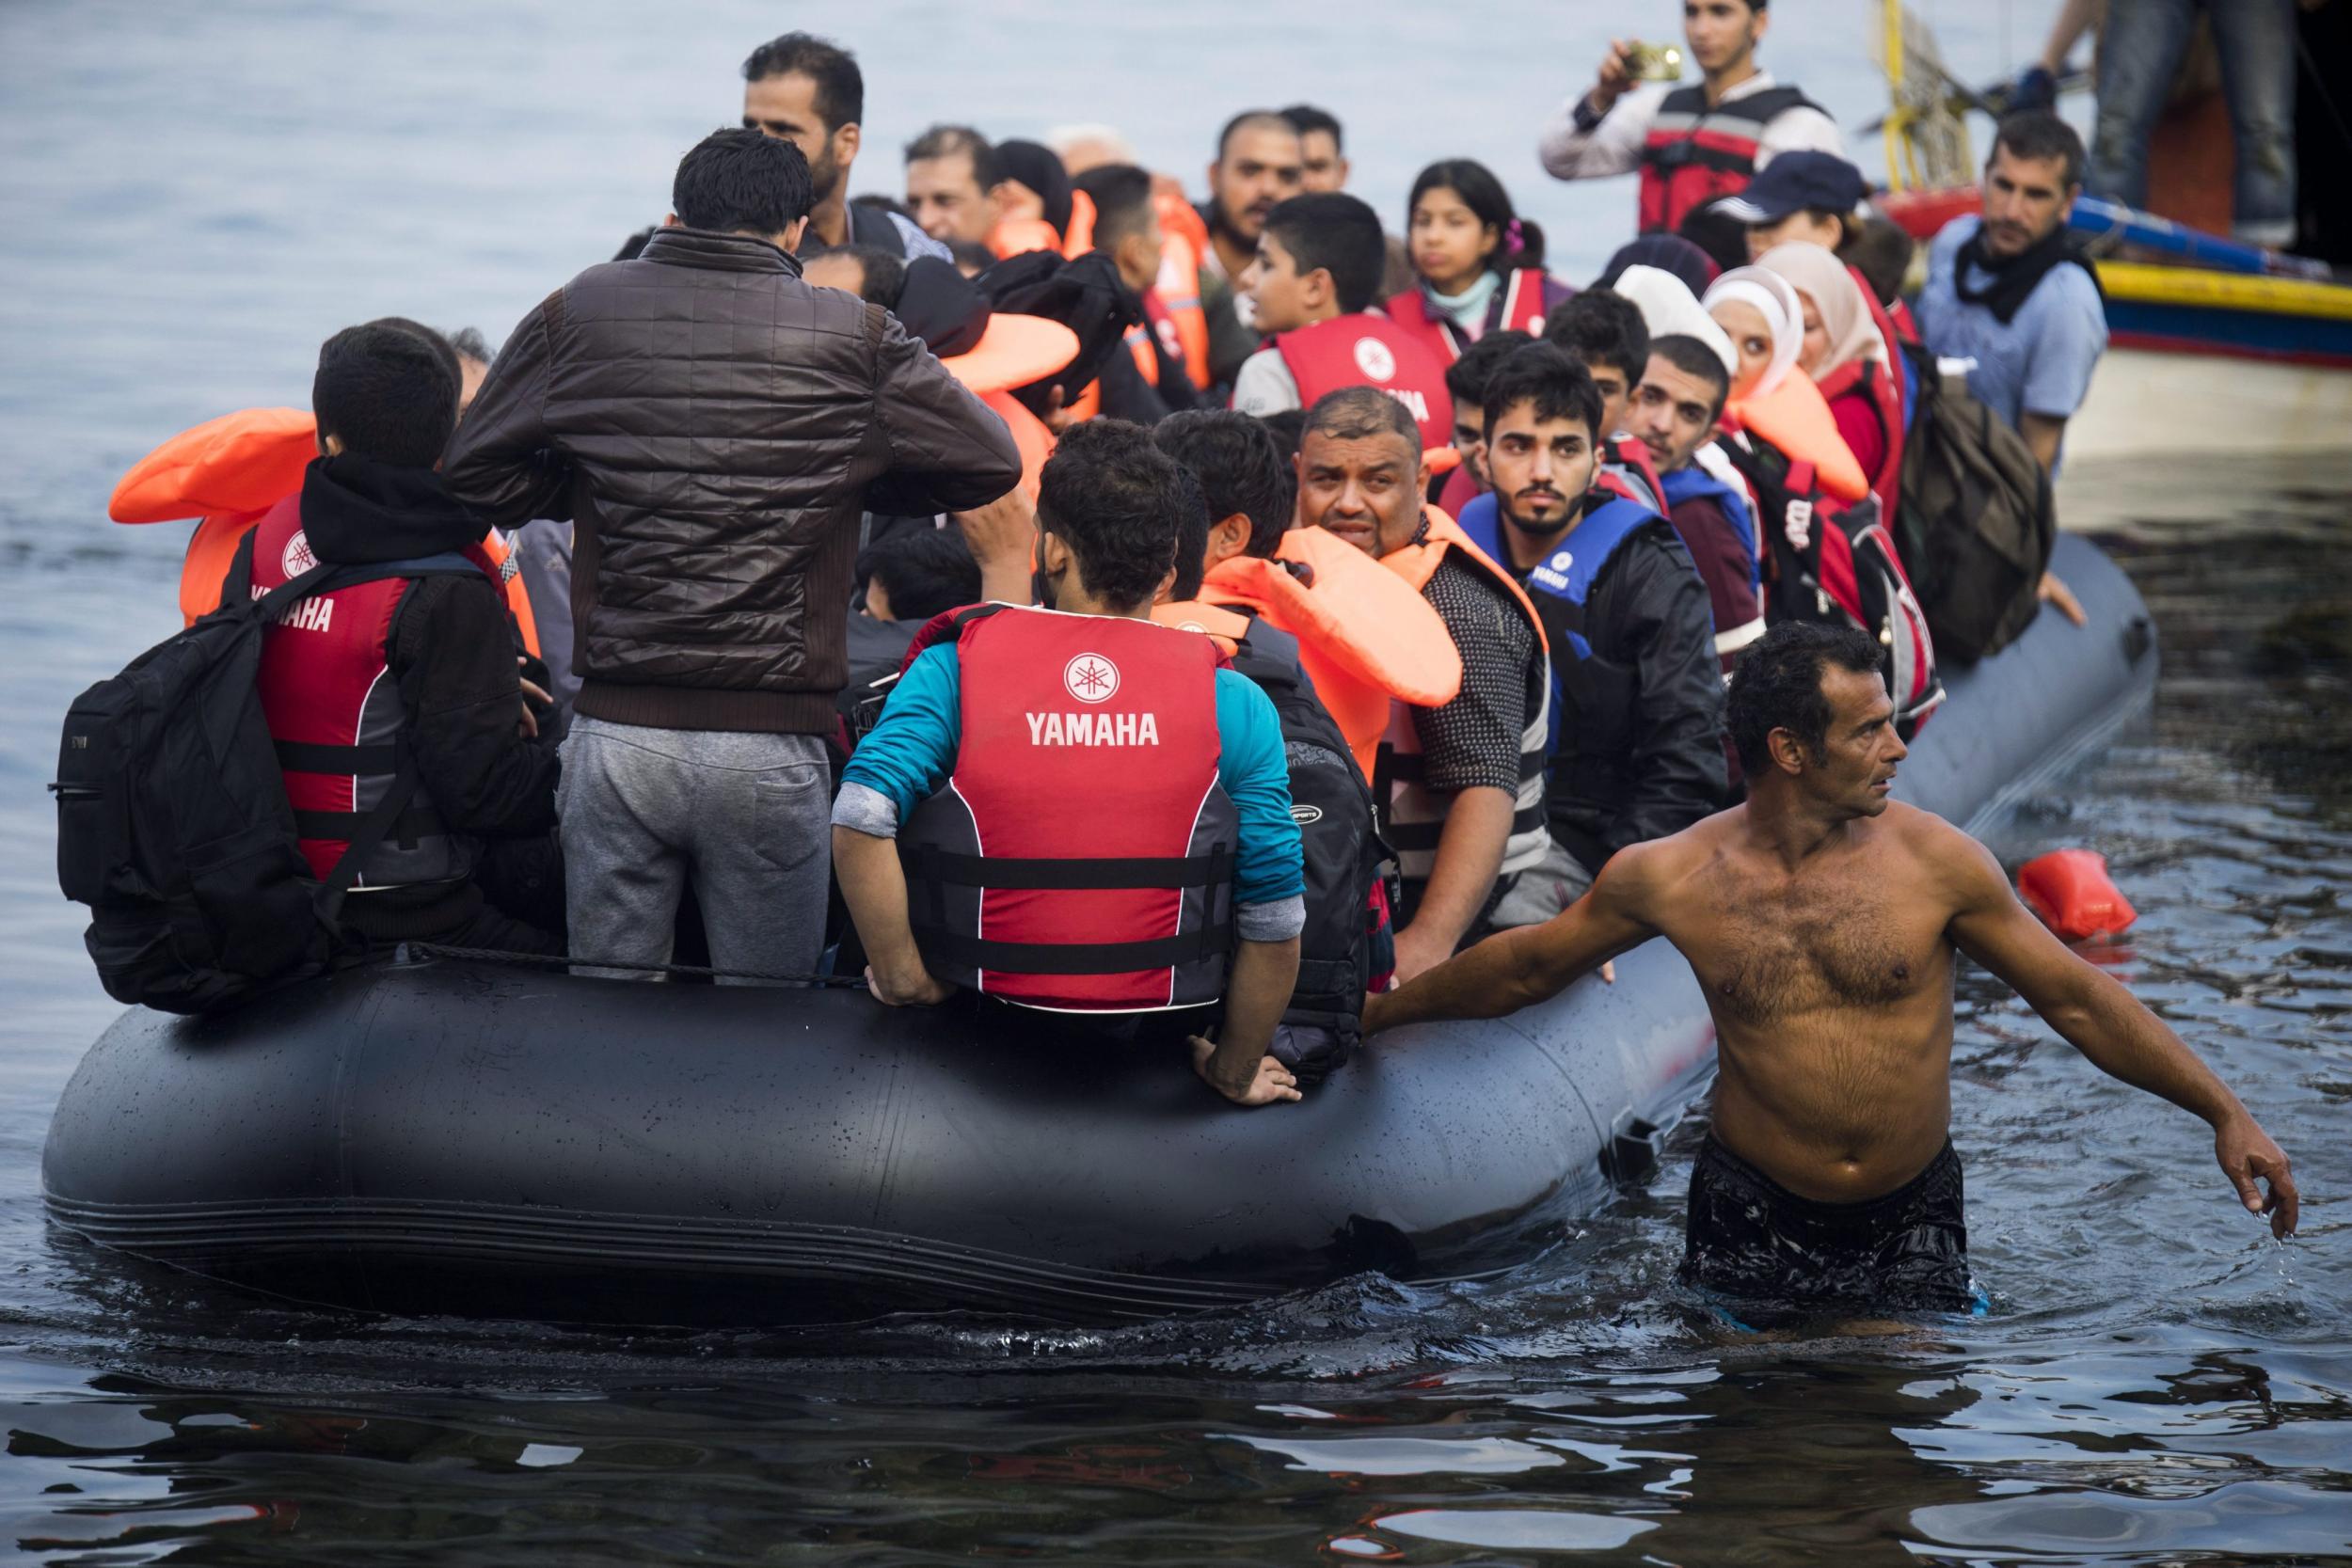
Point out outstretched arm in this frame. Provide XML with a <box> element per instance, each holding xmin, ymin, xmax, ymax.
<box><xmin>1942</xmin><ymin>828</ymin><xmax>2299</xmax><ymax>1237</ymax></box>
<box><xmin>1366</xmin><ymin>846</ymin><xmax>1660</xmax><ymax>1037</ymax></box>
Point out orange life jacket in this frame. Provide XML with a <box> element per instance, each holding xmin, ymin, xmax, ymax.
<box><xmin>1152</xmin><ymin>194</ymin><xmax>1214</xmax><ymax>389</ymax></box>
<box><xmin>1200</xmin><ymin>528</ymin><xmax>1461</xmax><ymax>782</ymax></box>
<box><xmin>1720</xmin><ymin>372</ymin><xmax>1870</xmax><ymax>505</ymax></box>
<box><xmin>113</xmin><ymin>407</ymin><xmax>542</xmax><ymax>657</ymax></box>
<box><xmin>982</xmin><ymin>389</ymin><xmax>1056</xmax><ymax>501</ymax></box>
<box><xmin>1148</xmin><ymin>598</ymin><xmax>1255</xmax><ymax>653</ymax></box>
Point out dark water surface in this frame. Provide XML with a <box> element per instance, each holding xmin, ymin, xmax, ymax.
<box><xmin>5</xmin><ymin>3</ymin><xmax>2348</xmax><ymax>1562</ymax></box>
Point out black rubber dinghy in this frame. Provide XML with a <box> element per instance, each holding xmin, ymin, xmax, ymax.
<box><xmin>44</xmin><ymin>535</ymin><xmax>2157</xmax><ymax>1326</ymax></box>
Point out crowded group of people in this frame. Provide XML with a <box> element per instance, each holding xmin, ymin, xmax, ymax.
<box><xmin>92</xmin><ymin>0</ymin><xmax>2294</xmax><ymax>1321</ymax></box>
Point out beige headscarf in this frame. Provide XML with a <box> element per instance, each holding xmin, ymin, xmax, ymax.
<box><xmin>1756</xmin><ymin>241</ymin><xmax>1884</xmax><ymax>379</ymax></box>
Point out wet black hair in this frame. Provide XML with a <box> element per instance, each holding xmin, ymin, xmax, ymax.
<box><xmin>1726</xmin><ymin>620</ymin><xmax>1885</xmax><ymax>772</ymax></box>
<box><xmin>1408</xmin><ymin>158</ymin><xmax>1546</xmax><ymax>275</ymax></box>
<box><xmin>1168</xmin><ymin>464</ymin><xmax>1211</xmax><ymax>600</ymax></box>
<box><xmin>1072</xmin><ymin>164</ymin><xmax>1157</xmax><ymax>254</ymax></box>
<box><xmin>313</xmin><ymin>319</ymin><xmax>458</xmax><ymax>470</ymax></box>
<box><xmin>741</xmin><ymin>32</ymin><xmax>864</xmax><ymax>132</ymax></box>
<box><xmin>1442</xmin><ymin>328</ymin><xmax>1535</xmax><ymax>413</ymax></box>
<box><xmin>1646</xmin><ymin>333</ymin><xmax>1732</xmax><ymax>422</ymax></box>
<box><xmin>673</xmin><ymin>127</ymin><xmax>813</xmax><ymax>236</ymax></box>
<box><xmin>1036</xmin><ymin>419</ymin><xmax>1189</xmax><ymax>612</ymax></box>
<box><xmin>1991</xmin><ymin>108</ymin><xmax>2087</xmax><ymax>190</ymax></box>
<box><xmin>807</xmin><ymin>244</ymin><xmax>907</xmax><ymax>307</ymax></box>
<box><xmin>1542</xmin><ymin>288</ymin><xmax>1650</xmax><ymax>389</ymax></box>
<box><xmin>1302</xmin><ymin>385</ymin><xmax>1421</xmax><ymax>457</ymax></box>
<box><xmin>906</xmin><ymin>124</ymin><xmax>1000</xmax><ymax>190</ymax></box>
<box><xmin>1261</xmin><ymin>192</ymin><xmax>1387</xmax><ymax>313</ymax></box>
<box><xmin>1216</xmin><ymin>109</ymin><xmax>1297</xmax><ymax>160</ymax></box>
<box><xmin>855</xmin><ymin>527</ymin><xmax>980</xmax><ymax>624</ymax></box>
<box><xmin>1155</xmin><ymin>409</ymin><xmax>1294</xmax><ymax>560</ymax></box>
<box><xmin>1480</xmin><ymin>342</ymin><xmax>1603</xmax><ymax>443</ymax></box>
<box><xmin>1279</xmin><ymin>103</ymin><xmax>1343</xmax><ymax>150</ymax></box>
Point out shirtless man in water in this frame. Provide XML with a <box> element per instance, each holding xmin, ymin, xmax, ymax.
<box><xmin>1365</xmin><ymin>622</ymin><xmax>2299</xmax><ymax>1314</ymax></box>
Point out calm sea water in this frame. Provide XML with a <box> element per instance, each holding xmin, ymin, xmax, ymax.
<box><xmin>5</xmin><ymin>3</ymin><xmax>2347</xmax><ymax>1562</ymax></box>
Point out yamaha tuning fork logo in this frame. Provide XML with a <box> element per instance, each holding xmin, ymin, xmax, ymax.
<box><xmin>1063</xmin><ymin>653</ymin><xmax>1120</xmax><ymax>703</ymax></box>
<box><xmin>281</xmin><ymin>531</ymin><xmax>318</xmax><ymax>578</ymax></box>
<box><xmin>1352</xmin><ymin>337</ymin><xmax>1396</xmax><ymax>382</ymax></box>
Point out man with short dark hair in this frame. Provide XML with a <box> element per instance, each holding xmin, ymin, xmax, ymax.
<box><xmin>834</xmin><ymin>420</ymin><xmax>1306</xmax><ymax>1107</ymax></box>
<box><xmin>1540</xmin><ymin>0</ymin><xmax>1842</xmax><ymax>234</ymax></box>
<box><xmin>446</xmin><ymin>128</ymin><xmax>1020</xmax><ymax>985</ymax></box>
<box><xmin>1540</xmin><ymin>288</ymin><xmax>1666</xmax><ymax>509</ymax></box>
<box><xmin>233</xmin><ymin>320</ymin><xmax>560</xmax><ymax>955</ymax></box>
<box><xmin>1198</xmin><ymin>111</ymin><xmax>1306</xmax><ymax>387</ymax></box>
<box><xmin>1456</xmin><ymin>345</ymin><xmax>1724</xmax><ymax>927</ymax></box>
<box><xmin>1916</xmin><ymin>110</ymin><xmax>2106</xmax><ymax>477</ymax></box>
<box><xmin>1279</xmin><ymin>103</ymin><xmax>1415</xmax><ymax>298</ymax></box>
<box><xmin>1629</xmin><ymin>332</ymin><xmax>1768</xmax><ymax>675</ymax></box>
<box><xmin>1441</xmin><ymin>328</ymin><xmax>1536</xmax><ymax>497</ymax></box>
<box><xmin>1230</xmin><ymin>194</ymin><xmax>1454</xmax><ymax>451</ymax></box>
<box><xmin>1297</xmin><ymin>388</ymin><xmax>1549</xmax><ymax>981</ymax></box>
<box><xmin>903</xmin><ymin>124</ymin><xmax>1002</xmax><ymax>249</ymax></box>
<box><xmin>741</xmin><ymin>31</ymin><xmax>946</xmax><ymax>261</ymax></box>
<box><xmin>1368</xmin><ymin>618</ymin><xmax>2299</xmax><ymax>1322</ymax></box>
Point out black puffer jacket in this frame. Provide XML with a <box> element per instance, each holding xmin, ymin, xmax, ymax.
<box><xmin>444</xmin><ymin>227</ymin><xmax>1021</xmax><ymax>735</ymax></box>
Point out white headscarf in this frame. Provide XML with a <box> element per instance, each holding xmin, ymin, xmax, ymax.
<box><xmin>1703</xmin><ymin>266</ymin><xmax>1804</xmax><ymax>397</ymax></box>
<box><xmin>1756</xmin><ymin>241</ymin><xmax>1885</xmax><ymax>378</ymax></box>
<box><xmin>1613</xmin><ymin>264</ymin><xmax>1737</xmax><ymax>380</ymax></box>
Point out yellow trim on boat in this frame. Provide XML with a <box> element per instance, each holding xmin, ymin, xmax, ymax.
<box><xmin>2095</xmin><ymin>261</ymin><xmax>2352</xmax><ymax>321</ymax></box>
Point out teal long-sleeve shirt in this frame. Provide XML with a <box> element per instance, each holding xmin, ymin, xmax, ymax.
<box><xmin>834</xmin><ymin>641</ymin><xmax>1306</xmax><ymax>941</ymax></box>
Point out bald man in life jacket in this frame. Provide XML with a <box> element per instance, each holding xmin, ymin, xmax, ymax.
<box><xmin>1228</xmin><ymin>193</ymin><xmax>1455</xmax><ymax>456</ymax></box>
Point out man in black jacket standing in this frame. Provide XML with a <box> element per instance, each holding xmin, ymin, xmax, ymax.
<box><xmin>1470</xmin><ymin>345</ymin><xmax>1725</xmax><ymax>928</ymax></box>
<box><xmin>446</xmin><ymin>130</ymin><xmax>1020</xmax><ymax>983</ymax></box>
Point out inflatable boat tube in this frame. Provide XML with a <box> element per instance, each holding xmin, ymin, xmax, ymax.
<box><xmin>43</xmin><ymin>535</ymin><xmax>2156</xmax><ymax>1327</ymax></box>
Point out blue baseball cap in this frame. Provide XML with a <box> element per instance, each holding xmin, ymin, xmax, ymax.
<box><xmin>1716</xmin><ymin>151</ymin><xmax>1868</xmax><ymax>224</ymax></box>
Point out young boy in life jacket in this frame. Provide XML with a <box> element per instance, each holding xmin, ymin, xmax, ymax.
<box><xmin>225</xmin><ymin>321</ymin><xmax>563</xmax><ymax>955</ymax></box>
<box><xmin>1228</xmin><ymin>192</ymin><xmax>1454</xmax><ymax>455</ymax></box>
<box><xmin>833</xmin><ymin>421</ymin><xmax>1309</xmax><ymax>1108</ymax></box>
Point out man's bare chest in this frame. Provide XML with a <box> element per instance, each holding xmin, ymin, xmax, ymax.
<box><xmin>1678</xmin><ymin>867</ymin><xmax>1949</xmax><ymax>1027</ymax></box>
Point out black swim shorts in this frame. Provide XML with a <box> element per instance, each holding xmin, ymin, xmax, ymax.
<box><xmin>1680</xmin><ymin>1134</ymin><xmax>1973</xmax><ymax>1316</ymax></box>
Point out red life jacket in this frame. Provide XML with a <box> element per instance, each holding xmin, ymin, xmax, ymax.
<box><xmin>246</xmin><ymin>494</ymin><xmax>506</xmax><ymax>887</ymax></box>
<box><xmin>1813</xmin><ymin>265</ymin><xmax>1909</xmax><ymax>521</ymax></box>
<box><xmin>898</xmin><ymin>604</ymin><xmax>1238</xmax><ymax>1012</ymax></box>
<box><xmin>1638</xmin><ymin>83</ymin><xmax>1824</xmax><ymax>234</ymax></box>
<box><xmin>1382</xmin><ymin>269</ymin><xmax>1553</xmax><ymax>364</ymax></box>
<box><xmin>1600</xmin><ymin>435</ymin><xmax>1668</xmax><ymax>514</ymax></box>
<box><xmin>1273</xmin><ymin>313</ymin><xmax>1455</xmax><ymax>452</ymax></box>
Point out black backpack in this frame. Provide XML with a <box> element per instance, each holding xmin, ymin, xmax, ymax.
<box><xmin>1894</xmin><ymin>341</ymin><xmax>2058</xmax><ymax>664</ymax></box>
<box><xmin>1226</xmin><ymin>622</ymin><xmax>1387</xmax><ymax>1084</ymax></box>
<box><xmin>53</xmin><ymin>555</ymin><xmax>472</xmax><ymax>1013</ymax></box>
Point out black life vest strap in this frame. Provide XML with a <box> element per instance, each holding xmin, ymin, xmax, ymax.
<box><xmin>914</xmin><ymin>923</ymin><xmax>1237</xmax><ymax>976</ymax></box>
<box><xmin>275</xmin><ymin>739</ymin><xmax>404</xmax><ymax>774</ymax></box>
<box><xmin>904</xmin><ymin>843</ymin><xmax>1232</xmax><ymax>893</ymax></box>
<box><xmin>294</xmin><ymin>805</ymin><xmax>447</xmax><ymax>846</ymax></box>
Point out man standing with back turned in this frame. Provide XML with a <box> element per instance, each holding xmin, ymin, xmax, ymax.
<box><xmin>1366</xmin><ymin>622</ymin><xmax>2298</xmax><ymax>1318</ymax></box>
<box><xmin>447</xmin><ymin>130</ymin><xmax>1020</xmax><ymax>982</ymax></box>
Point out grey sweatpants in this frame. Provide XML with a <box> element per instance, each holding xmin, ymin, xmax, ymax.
<box><xmin>557</xmin><ymin>716</ymin><xmax>831</xmax><ymax>985</ymax></box>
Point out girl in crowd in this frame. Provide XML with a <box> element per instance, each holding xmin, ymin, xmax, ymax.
<box><xmin>1387</xmin><ymin>159</ymin><xmax>1569</xmax><ymax>360</ymax></box>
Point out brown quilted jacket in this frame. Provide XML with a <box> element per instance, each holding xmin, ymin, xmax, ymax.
<box><xmin>444</xmin><ymin>227</ymin><xmax>1020</xmax><ymax>734</ymax></box>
